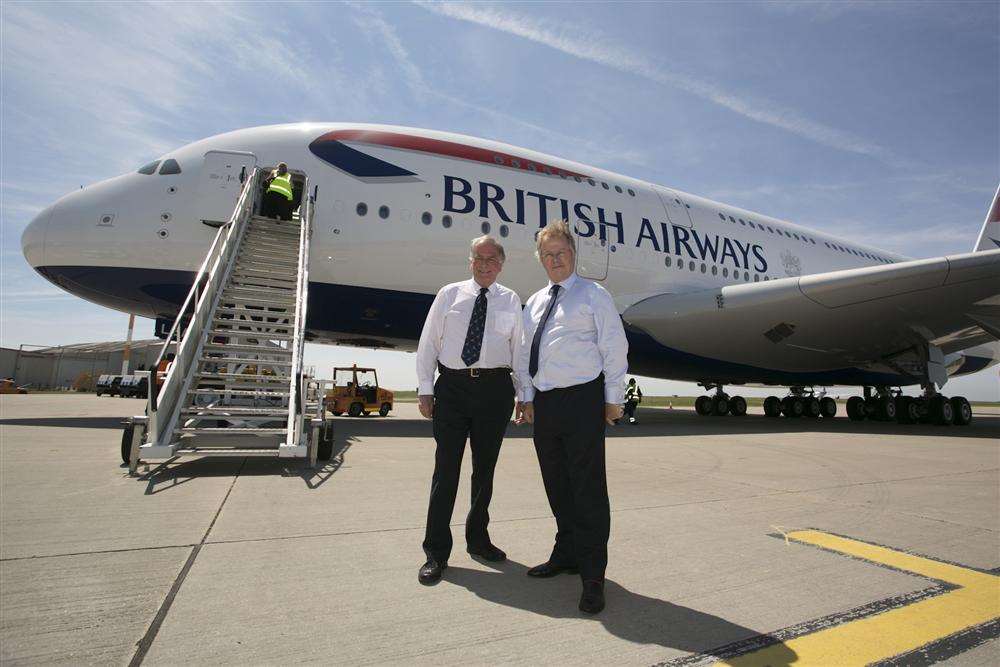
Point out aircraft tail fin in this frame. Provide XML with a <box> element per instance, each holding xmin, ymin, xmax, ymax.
<box><xmin>973</xmin><ymin>183</ymin><xmax>1000</xmax><ymax>252</ymax></box>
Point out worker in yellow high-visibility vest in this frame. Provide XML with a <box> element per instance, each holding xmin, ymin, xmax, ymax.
<box><xmin>262</xmin><ymin>162</ymin><xmax>294</xmax><ymax>220</ymax></box>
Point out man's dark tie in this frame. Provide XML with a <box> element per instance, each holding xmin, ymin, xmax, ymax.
<box><xmin>461</xmin><ymin>287</ymin><xmax>489</xmax><ymax>366</ymax></box>
<box><xmin>528</xmin><ymin>284</ymin><xmax>561</xmax><ymax>378</ymax></box>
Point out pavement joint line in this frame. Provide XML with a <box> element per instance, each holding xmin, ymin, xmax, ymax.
<box><xmin>128</xmin><ymin>458</ymin><xmax>247</xmax><ymax>667</ymax></box>
<box><xmin>0</xmin><ymin>543</ymin><xmax>196</xmax><ymax>563</ymax></box>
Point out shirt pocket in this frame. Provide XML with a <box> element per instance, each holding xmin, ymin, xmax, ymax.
<box><xmin>492</xmin><ymin>311</ymin><xmax>517</xmax><ymax>336</ymax></box>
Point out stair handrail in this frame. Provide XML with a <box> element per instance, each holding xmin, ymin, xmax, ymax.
<box><xmin>285</xmin><ymin>178</ymin><xmax>313</xmax><ymax>448</ymax></box>
<box><xmin>146</xmin><ymin>167</ymin><xmax>263</xmax><ymax>445</ymax></box>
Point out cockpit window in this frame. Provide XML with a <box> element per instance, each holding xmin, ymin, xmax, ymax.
<box><xmin>158</xmin><ymin>159</ymin><xmax>181</xmax><ymax>175</ymax></box>
<box><xmin>137</xmin><ymin>160</ymin><xmax>160</xmax><ymax>175</ymax></box>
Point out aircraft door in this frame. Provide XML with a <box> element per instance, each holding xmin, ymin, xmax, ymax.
<box><xmin>573</xmin><ymin>220</ymin><xmax>609</xmax><ymax>281</ymax></box>
<box><xmin>196</xmin><ymin>150</ymin><xmax>257</xmax><ymax>227</ymax></box>
<box><xmin>654</xmin><ymin>185</ymin><xmax>694</xmax><ymax>228</ymax></box>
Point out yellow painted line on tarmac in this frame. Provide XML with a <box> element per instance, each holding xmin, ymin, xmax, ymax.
<box><xmin>715</xmin><ymin>530</ymin><xmax>1000</xmax><ymax>666</ymax></box>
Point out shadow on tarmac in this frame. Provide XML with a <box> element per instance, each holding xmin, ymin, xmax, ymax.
<box><xmin>130</xmin><ymin>439</ymin><xmax>352</xmax><ymax>494</ymax></box>
<box><xmin>445</xmin><ymin>559</ymin><xmax>797</xmax><ymax>665</ymax></box>
<box><xmin>0</xmin><ymin>416</ymin><xmax>125</xmax><ymax>429</ymax></box>
<box><xmin>328</xmin><ymin>409</ymin><xmax>1000</xmax><ymax>440</ymax></box>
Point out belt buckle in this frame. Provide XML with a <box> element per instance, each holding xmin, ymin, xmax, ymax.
<box><xmin>469</xmin><ymin>368</ymin><xmax>480</xmax><ymax>378</ymax></box>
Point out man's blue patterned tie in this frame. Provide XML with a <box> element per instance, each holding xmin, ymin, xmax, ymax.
<box><xmin>461</xmin><ymin>287</ymin><xmax>489</xmax><ymax>366</ymax></box>
<box><xmin>529</xmin><ymin>284</ymin><xmax>561</xmax><ymax>378</ymax></box>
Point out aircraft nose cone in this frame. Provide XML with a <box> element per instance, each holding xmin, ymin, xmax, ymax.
<box><xmin>21</xmin><ymin>203</ymin><xmax>55</xmax><ymax>268</ymax></box>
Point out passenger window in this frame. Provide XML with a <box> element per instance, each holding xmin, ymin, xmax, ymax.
<box><xmin>719</xmin><ymin>213</ymin><xmax>726</xmax><ymax>221</ymax></box>
<box><xmin>665</xmin><ymin>256</ymin><xmax>672</xmax><ymax>267</ymax></box>
<box><xmin>158</xmin><ymin>159</ymin><xmax>181</xmax><ymax>175</ymax></box>
<box><xmin>723</xmin><ymin>267</ymin><xmax>729</xmax><ymax>278</ymax></box>
<box><xmin>602</xmin><ymin>182</ymin><xmax>609</xmax><ymax>189</ymax></box>
<box><xmin>356</xmin><ymin>202</ymin><xmax>368</xmax><ymax>216</ymax></box>
<box><xmin>627</xmin><ymin>189</ymin><xmax>635</xmax><ymax>196</ymax></box>
<box><xmin>138</xmin><ymin>160</ymin><xmax>160</xmax><ymax>175</ymax></box>
<box><xmin>615</xmin><ymin>185</ymin><xmax>622</xmax><ymax>193</ymax></box>
<box><xmin>442</xmin><ymin>215</ymin><xmax>452</xmax><ymax>228</ymax></box>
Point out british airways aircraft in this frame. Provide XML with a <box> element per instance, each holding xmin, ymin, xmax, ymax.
<box><xmin>20</xmin><ymin>123</ymin><xmax>1000</xmax><ymax>425</ymax></box>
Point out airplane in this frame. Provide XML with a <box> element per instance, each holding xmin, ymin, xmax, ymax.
<box><xmin>20</xmin><ymin>123</ymin><xmax>1000</xmax><ymax>426</ymax></box>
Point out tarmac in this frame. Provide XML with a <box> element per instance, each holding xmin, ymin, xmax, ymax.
<box><xmin>1</xmin><ymin>393</ymin><xmax>997</xmax><ymax>666</ymax></box>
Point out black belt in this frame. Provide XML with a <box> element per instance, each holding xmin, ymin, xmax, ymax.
<box><xmin>438</xmin><ymin>363</ymin><xmax>512</xmax><ymax>378</ymax></box>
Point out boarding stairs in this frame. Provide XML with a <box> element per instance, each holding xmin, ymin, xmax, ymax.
<box><xmin>124</xmin><ymin>168</ymin><xmax>332</xmax><ymax>473</ymax></box>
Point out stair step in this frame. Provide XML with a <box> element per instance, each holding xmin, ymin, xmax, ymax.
<box><xmin>171</xmin><ymin>448</ymin><xmax>283</xmax><ymax>457</ymax></box>
<box><xmin>198</xmin><ymin>356</ymin><xmax>293</xmax><ymax>366</ymax></box>
<box><xmin>188</xmin><ymin>388</ymin><xmax>291</xmax><ymax>397</ymax></box>
<box><xmin>217</xmin><ymin>295</ymin><xmax>296</xmax><ymax>307</ymax></box>
<box><xmin>203</xmin><ymin>342</ymin><xmax>291</xmax><ymax>353</ymax></box>
<box><xmin>195</xmin><ymin>372</ymin><xmax>292</xmax><ymax>382</ymax></box>
<box><xmin>208</xmin><ymin>329</ymin><xmax>294</xmax><ymax>341</ymax></box>
<box><xmin>182</xmin><ymin>408</ymin><xmax>289</xmax><ymax>417</ymax></box>
<box><xmin>230</xmin><ymin>270</ymin><xmax>297</xmax><ymax>281</ymax></box>
<box><xmin>211</xmin><ymin>319</ymin><xmax>294</xmax><ymax>331</ymax></box>
<box><xmin>175</xmin><ymin>427</ymin><xmax>288</xmax><ymax>434</ymax></box>
<box><xmin>213</xmin><ymin>307</ymin><xmax>291</xmax><ymax>318</ymax></box>
<box><xmin>224</xmin><ymin>285</ymin><xmax>296</xmax><ymax>295</ymax></box>
<box><xmin>242</xmin><ymin>238</ymin><xmax>298</xmax><ymax>250</ymax></box>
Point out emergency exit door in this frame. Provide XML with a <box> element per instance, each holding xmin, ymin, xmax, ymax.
<box><xmin>196</xmin><ymin>150</ymin><xmax>257</xmax><ymax>226</ymax></box>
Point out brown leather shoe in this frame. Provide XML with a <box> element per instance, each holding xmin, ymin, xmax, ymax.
<box><xmin>579</xmin><ymin>579</ymin><xmax>605</xmax><ymax>614</ymax></box>
<box><xmin>526</xmin><ymin>561</ymin><xmax>579</xmax><ymax>578</ymax></box>
<box><xmin>418</xmin><ymin>559</ymin><xmax>447</xmax><ymax>585</ymax></box>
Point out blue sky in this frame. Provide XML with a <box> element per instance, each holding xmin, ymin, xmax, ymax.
<box><xmin>2</xmin><ymin>1</ymin><xmax>998</xmax><ymax>399</ymax></box>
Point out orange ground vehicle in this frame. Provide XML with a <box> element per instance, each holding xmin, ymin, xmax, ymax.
<box><xmin>324</xmin><ymin>366</ymin><xmax>393</xmax><ymax>417</ymax></box>
<box><xmin>0</xmin><ymin>379</ymin><xmax>28</xmax><ymax>394</ymax></box>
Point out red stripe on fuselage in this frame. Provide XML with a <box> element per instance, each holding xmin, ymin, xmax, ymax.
<box><xmin>313</xmin><ymin>129</ymin><xmax>589</xmax><ymax>179</ymax></box>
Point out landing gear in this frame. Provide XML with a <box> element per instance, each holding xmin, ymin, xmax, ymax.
<box><xmin>765</xmin><ymin>387</ymin><xmax>835</xmax><ymax>420</ymax></box>
<box><xmin>846</xmin><ymin>385</ymin><xmax>971</xmax><ymax>426</ymax></box>
<box><xmin>694</xmin><ymin>384</ymin><xmax>748</xmax><ymax>417</ymax></box>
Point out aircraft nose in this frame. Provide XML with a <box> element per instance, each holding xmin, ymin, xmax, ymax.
<box><xmin>21</xmin><ymin>203</ymin><xmax>55</xmax><ymax>268</ymax></box>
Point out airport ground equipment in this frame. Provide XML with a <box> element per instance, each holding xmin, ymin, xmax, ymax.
<box><xmin>96</xmin><ymin>374</ymin><xmax>123</xmax><ymax>396</ymax></box>
<box><xmin>324</xmin><ymin>365</ymin><xmax>394</xmax><ymax>417</ymax></box>
<box><xmin>123</xmin><ymin>167</ymin><xmax>333</xmax><ymax>472</ymax></box>
<box><xmin>0</xmin><ymin>379</ymin><xmax>28</xmax><ymax>394</ymax></box>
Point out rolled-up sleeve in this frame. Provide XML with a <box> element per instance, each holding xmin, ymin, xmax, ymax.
<box><xmin>416</xmin><ymin>288</ymin><xmax>448</xmax><ymax>395</ymax></box>
<box><xmin>592</xmin><ymin>287</ymin><xmax>629</xmax><ymax>404</ymax></box>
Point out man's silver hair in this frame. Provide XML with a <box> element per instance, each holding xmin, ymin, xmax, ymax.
<box><xmin>535</xmin><ymin>220</ymin><xmax>576</xmax><ymax>259</ymax></box>
<box><xmin>469</xmin><ymin>235</ymin><xmax>506</xmax><ymax>262</ymax></box>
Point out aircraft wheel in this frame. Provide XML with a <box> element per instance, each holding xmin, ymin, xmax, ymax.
<box><xmin>929</xmin><ymin>395</ymin><xmax>954</xmax><ymax>425</ymax></box>
<box><xmin>878</xmin><ymin>397</ymin><xmax>897</xmax><ymax>421</ymax></box>
<box><xmin>729</xmin><ymin>395</ymin><xmax>747</xmax><ymax>416</ymax></box>
<box><xmin>950</xmin><ymin>396</ymin><xmax>971</xmax><ymax>426</ymax></box>
<box><xmin>819</xmin><ymin>397</ymin><xmax>837</xmax><ymax>418</ymax></box>
<box><xmin>763</xmin><ymin>396</ymin><xmax>782</xmax><ymax>418</ymax></box>
<box><xmin>348</xmin><ymin>402</ymin><xmax>363</xmax><ymax>417</ymax></box>
<box><xmin>895</xmin><ymin>396</ymin><xmax>913</xmax><ymax>424</ymax></box>
<box><xmin>318</xmin><ymin>422</ymin><xmax>334</xmax><ymax>461</ymax></box>
<box><xmin>713</xmin><ymin>396</ymin><xmax>730</xmax><ymax>416</ymax></box>
<box><xmin>805</xmin><ymin>397</ymin><xmax>821</xmax><ymax>418</ymax></box>
<box><xmin>846</xmin><ymin>396</ymin><xmax>866</xmax><ymax>421</ymax></box>
<box><xmin>695</xmin><ymin>395</ymin><xmax>713</xmax><ymax>416</ymax></box>
<box><xmin>379</xmin><ymin>403</ymin><xmax>391</xmax><ymax>417</ymax></box>
<box><xmin>782</xmin><ymin>397</ymin><xmax>804</xmax><ymax>418</ymax></box>
<box><xmin>362</xmin><ymin>410</ymin><xmax>370</xmax><ymax>417</ymax></box>
<box><xmin>120</xmin><ymin>421</ymin><xmax>133</xmax><ymax>465</ymax></box>
<box><xmin>331</xmin><ymin>411</ymin><xmax>343</xmax><ymax>416</ymax></box>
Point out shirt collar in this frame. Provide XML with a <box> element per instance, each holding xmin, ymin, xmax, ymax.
<box><xmin>548</xmin><ymin>273</ymin><xmax>578</xmax><ymax>292</ymax></box>
<box><xmin>467</xmin><ymin>278</ymin><xmax>499</xmax><ymax>296</ymax></box>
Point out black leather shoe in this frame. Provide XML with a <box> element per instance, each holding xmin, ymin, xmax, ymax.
<box><xmin>579</xmin><ymin>580</ymin><xmax>605</xmax><ymax>614</ymax></box>
<box><xmin>418</xmin><ymin>559</ymin><xmax>446</xmax><ymax>585</ymax></box>
<box><xmin>526</xmin><ymin>561</ymin><xmax>579</xmax><ymax>578</ymax></box>
<box><xmin>467</xmin><ymin>544</ymin><xmax>507</xmax><ymax>562</ymax></box>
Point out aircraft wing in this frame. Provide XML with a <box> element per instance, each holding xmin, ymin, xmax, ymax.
<box><xmin>623</xmin><ymin>248</ymin><xmax>1000</xmax><ymax>384</ymax></box>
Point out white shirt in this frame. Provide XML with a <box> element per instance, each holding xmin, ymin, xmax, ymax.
<box><xmin>516</xmin><ymin>273</ymin><xmax>628</xmax><ymax>404</ymax></box>
<box><xmin>416</xmin><ymin>279</ymin><xmax>524</xmax><ymax>395</ymax></box>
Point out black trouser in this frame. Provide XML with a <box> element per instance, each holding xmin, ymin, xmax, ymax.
<box><xmin>533</xmin><ymin>374</ymin><xmax>610</xmax><ymax>582</ymax></box>
<box><xmin>261</xmin><ymin>191</ymin><xmax>292</xmax><ymax>220</ymax></box>
<box><xmin>623</xmin><ymin>399</ymin><xmax>638</xmax><ymax>419</ymax></box>
<box><xmin>422</xmin><ymin>370</ymin><xmax>515</xmax><ymax>562</ymax></box>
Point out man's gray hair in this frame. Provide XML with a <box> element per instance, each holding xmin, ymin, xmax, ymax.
<box><xmin>469</xmin><ymin>235</ymin><xmax>506</xmax><ymax>262</ymax></box>
<box><xmin>535</xmin><ymin>220</ymin><xmax>576</xmax><ymax>259</ymax></box>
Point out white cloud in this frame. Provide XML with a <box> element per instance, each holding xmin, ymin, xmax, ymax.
<box><xmin>414</xmin><ymin>1</ymin><xmax>904</xmax><ymax>166</ymax></box>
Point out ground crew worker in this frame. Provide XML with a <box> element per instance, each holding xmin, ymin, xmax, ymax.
<box><xmin>262</xmin><ymin>162</ymin><xmax>293</xmax><ymax>220</ymax></box>
<box><xmin>624</xmin><ymin>377</ymin><xmax>643</xmax><ymax>424</ymax></box>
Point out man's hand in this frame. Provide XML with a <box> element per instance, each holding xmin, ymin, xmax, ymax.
<box><xmin>605</xmin><ymin>403</ymin><xmax>623</xmax><ymax>425</ymax></box>
<box><xmin>418</xmin><ymin>395</ymin><xmax>434</xmax><ymax>419</ymax></box>
<box><xmin>516</xmin><ymin>401</ymin><xmax>534</xmax><ymax>425</ymax></box>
